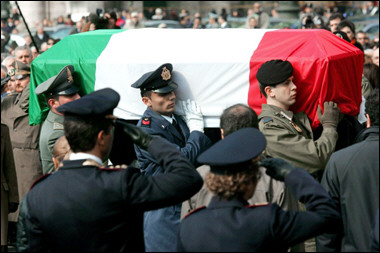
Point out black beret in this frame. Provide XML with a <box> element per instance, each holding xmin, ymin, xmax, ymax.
<box><xmin>197</xmin><ymin>128</ymin><xmax>266</xmax><ymax>175</ymax></box>
<box><xmin>131</xmin><ymin>63</ymin><xmax>178</xmax><ymax>93</ymax></box>
<box><xmin>256</xmin><ymin>59</ymin><xmax>293</xmax><ymax>86</ymax></box>
<box><xmin>35</xmin><ymin>65</ymin><xmax>79</xmax><ymax>96</ymax></box>
<box><xmin>56</xmin><ymin>88</ymin><xmax>120</xmax><ymax>117</ymax></box>
<box><xmin>333</xmin><ymin>30</ymin><xmax>350</xmax><ymax>43</ymax></box>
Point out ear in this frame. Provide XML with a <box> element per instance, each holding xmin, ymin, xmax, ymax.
<box><xmin>97</xmin><ymin>130</ymin><xmax>106</xmax><ymax>146</ymax></box>
<box><xmin>264</xmin><ymin>86</ymin><xmax>274</xmax><ymax>98</ymax></box>
<box><xmin>48</xmin><ymin>98</ymin><xmax>58</xmax><ymax>108</ymax></box>
<box><xmin>366</xmin><ymin>113</ymin><xmax>371</xmax><ymax>128</ymax></box>
<box><xmin>142</xmin><ymin>96</ymin><xmax>152</xmax><ymax>107</ymax></box>
<box><xmin>220</xmin><ymin>128</ymin><xmax>225</xmax><ymax>139</ymax></box>
<box><xmin>52</xmin><ymin>157</ymin><xmax>59</xmax><ymax>171</ymax></box>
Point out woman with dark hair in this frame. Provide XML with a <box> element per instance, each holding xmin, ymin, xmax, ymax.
<box><xmin>363</xmin><ymin>62</ymin><xmax>379</xmax><ymax>89</ymax></box>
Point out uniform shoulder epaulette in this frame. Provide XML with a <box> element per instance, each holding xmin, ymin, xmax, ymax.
<box><xmin>30</xmin><ymin>173</ymin><xmax>52</xmax><ymax>190</ymax></box>
<box><xmin>53</xmin><ymin>122</ymin><xmax>64</xmax><ymax>130</ymax></box>
<box><xmin>262</xmin><ymin>117</ymin><xmax>273</xmax><ymax>124</ymax></box>
<box><xmin>141</xmin><ymin>117</ymin><xmax>151</xmax><ymax>127</ymax></box>
<box><xmin>245</xmin><ymin>202</ymin><xmax>269</xmax><ymax>208</ymax></box>
<box><xmin>184</xmin><ymin>206</ymin><xmax>206</xmax><ymax>219</ymax></box>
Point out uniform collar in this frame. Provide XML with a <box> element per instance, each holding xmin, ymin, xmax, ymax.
<box><xmin>145</xmin><ymin>107</ymin><xmax>176</xmax><ymax>127</ymax></box>
<box><xmin>70</xmin><ymin>152</ymin><xmax>103</xmax><ymax>165</ymax></box>
<box><xmin>208</xmin><ymin>197</ymin><xmax>249</xmax><ymax>209</ymax></box>
<box><xmin>262</xmin><ymin>104</ymin><xmax>294</xmax><ymax>119</ymax></box>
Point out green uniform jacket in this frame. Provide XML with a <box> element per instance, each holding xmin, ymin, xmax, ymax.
<box><xmin>39</xmin><ymin>111</ymin><xmax>64</xmax><ymax>174</ymax></box>
<box><xmin>258</xmin><ymin>104</ymin><xmax>338</xmax><ymax>178</ymax></box>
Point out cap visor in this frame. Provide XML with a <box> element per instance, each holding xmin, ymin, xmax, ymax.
<box><xmin>152</xmin><ymin>82</ymin><xmax>178</xmax><ymax>93</ymax></box>
<box><xmin>15</xmin><ymin>74</ymin><xmax>29</xmax><ymax>80</ymax></box>
<box><xmin>56</xmin><ymin>86</ymin><xmax>79</xmax><ymax>96</ymax></box>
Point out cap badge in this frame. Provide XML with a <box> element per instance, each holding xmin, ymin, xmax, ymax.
<box><xmin>7</xmin><ymin>69</ymin><xmax>15</xmax><ymax>77</ymax></box>
<box><xmin>67</xmin><ymin>67</ymin><xmax>73</xmax><ymax>82</ymax></box>
<box><xmin>161</xmin><ymin>66</ymin><xmax>171</xmax><ymax>81</ymax></box>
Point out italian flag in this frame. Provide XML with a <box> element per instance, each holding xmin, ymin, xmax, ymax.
<box><xmin>30</xmin><ymin>28</ymin><xmax>363</xmax><ymax>128</ymax></box>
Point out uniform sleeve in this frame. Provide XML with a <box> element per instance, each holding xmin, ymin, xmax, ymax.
<box><xmin>126</xmin><ymin>137</ymin><xmax>203</xmax><ymax>211</ymax></box>
<box><xmin>2</xmin><ymin>124</ymin><xmax>19</xmax><ymax>203</ymax></box>
<box><xmin>135</xmin><ymin>128</ymin><xmax>211</xmax><ymax>171</ymax></box>
<box><xmin>16</xmin><ymin>197</ymin><xmax>29</xmax><ymax>252</ymax></box>
<box><xmin>315</xmin><ymin>155</ymin><xmax>344</xmax><ymax>252</ymax></box>
<box><xmin>270</xmin><ymin>168</ymin><xmax>341</xmax><ymax>248</ymax></box>
<box><xmin>44</xmin><ymin>130</ymin><xmax>65</xmax><ymax>174</ymax></box>
<box><xmin>259</xmin><ymin>121</ymin><xmax>338</xmax><ymax>175</ymax></box>
<box><xmin>179</xmin><ymin>131</ymin><xmax>212</xmax><ymax>165</ymax></box>
<box><xmin>25</xmin><ymin>196</ymin><xmax>46</xmax><ymax>252</ymax></box>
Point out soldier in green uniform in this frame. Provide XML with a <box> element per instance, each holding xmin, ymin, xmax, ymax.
<box><xmin>256</xmin><ymin>59</ymin><xmax>341</xmax><ymax>181</ymax></box>
<box><xmin>35</xmin><ymin>65</ymin><xmax>80</xmax><ymax>174</ymax></box>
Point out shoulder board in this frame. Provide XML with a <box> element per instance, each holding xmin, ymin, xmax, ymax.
<box><xmin>97</xmin><ymin>167</ymin><xmax>124</xmax><ymax>171</ymax></box>
<box><xmin>245</xmin><ymin>202</ymin><xmax>270</xmax><ymax>208</ymax></box>
<box><xmin>141</xmin><ymin>117</ymin><xmax>151</xmax><ymax>127</ymax></box>
<box><xmin>262</xmin><ymin>117</ymin><xmax>273</xmax><ymax>124</ymax></box>
<box><xmin>184</xmin><ymin>206</ymin><xmax>206</xmax><ymax>219</ymax></box>
<box><xmin>30</xmin><ymin>173</ymin><xmax>52</xmax><ymax>190</ymax></box>
<box><xmin>53</xmin><ymin>122</ymin><xmax>64</xmax><ymax>130</ymax></box>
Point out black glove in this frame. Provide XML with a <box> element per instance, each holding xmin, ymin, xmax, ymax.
<box><xmin>8</xmin><ymin>202</ymin><xmax>18</xmax><ymax>213</ymax></box>
<box><xmin>115</xmin><ymin>119</ymin><xmax>155</xmax><ymax>149</ymax></box>
<box><xmin>259</xmin><ymin>158</ymin><xmax>296</xmax><ymax>181</ymax></box>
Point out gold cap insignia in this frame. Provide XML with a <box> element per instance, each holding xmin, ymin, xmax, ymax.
<box><xmin>67</xmin><ymin>67</ymin><xmax>73</xmax><ymax>82</ymax></box>
<box><xmin>161</xmin><ymin>66</ymin><xmax>171</xmax><ymax>81</ymax></box>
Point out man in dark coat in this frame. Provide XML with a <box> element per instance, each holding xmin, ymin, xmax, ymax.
<box><xmin>177</xmin><ymin>128</ymin><xmax>341</xmax><ymax>252</ymax></box>
<box><xmin>24</xmin><ymin>88</ymin><xmax>203</xmax><ymax>252</ymax></box>
<box><xmin>316</xmin><ymin>88</ymin><xmax>379</xmax><ymax>252</ymax></box>
<box><xmin>131</xmin><ymin>63</ymin><xmax>212</xmax><ymax>252</ymax></box>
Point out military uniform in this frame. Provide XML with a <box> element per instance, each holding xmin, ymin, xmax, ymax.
<box><xmin>35</xmin><ymin>65</ymin><xmax>79</xmax><ymax>174</ymax></box>
<box><xmin>39</xmin><ymin>111</ymin><xmax>64</xmax><ymax>174</ymax></box>
<box><xmin>1</xmin><ymin>124</ymin><xmax>19</xmax><ymax>247</ymax></box>
<box><xmin>177</xmin><ymin>128</ymin><xmax>341</xmax><ymax>252</ymax></box>
<box><xmin>131</xmin><ymin>63</ymin><xmax>212</xmax><ymax>252</ymax></box>
<box><xmin>24</xmin><ymin>88</ymin><xmax>203</xmax><ymax>252</ymax></box>
<box><xmin>1</xmin><ymin>62</ymin><xmax>42</xmax><ymax>222</ymax></box>
<box><xmin>259</xmin><ymin>104</ymin><xmax>338</xmax><ymax>179</ymax></box>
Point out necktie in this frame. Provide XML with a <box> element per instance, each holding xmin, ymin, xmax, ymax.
<box><xmin>172</xmin><ymin>119</ymin><xmax>184</xmax><ymax>140</ymax></box>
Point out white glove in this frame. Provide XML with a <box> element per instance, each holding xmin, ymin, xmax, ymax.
<box><xmin>180</xmin><ymin>99</ymin><xmax>204</xmax><ymax>133</ymax></box>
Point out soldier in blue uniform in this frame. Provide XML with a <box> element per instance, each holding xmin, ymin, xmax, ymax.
<box><xmin>177</xmin><ymin>127</ymin><xmax>341</xmax><ymax>252</ymax></box>
<box><xmin>23</xmin><ymin>88</ymin><xmax>203</xmax><ymax>252</ymax></box>
<box><xmin>131</xmin><ymin>63</ymin><xmax>212</xmax><ymax>252</ymax></box>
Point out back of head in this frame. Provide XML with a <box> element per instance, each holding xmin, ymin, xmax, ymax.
<box><xmin>220</xmin><ymin>104</ymin><xmax>258</xmax><ymax>136</ymax></box>
<box><xmin>328</xmin><ymin>12</ymin><xmax>345</xmax><ymax>23</ymax></box>
<box><xmin>365</xmin><ymin>88</ymin><xmax>379</xmax><ymax>126</ymax></box>
<box><xmin>53</xmin><ymin>136</ymin><xmax>71</xmax><ymax>168</ymax></box>
<box><xmin>57</xmin><ymin>88</ymin><xmax>120</xmax><ymax>153</ymax></box>
<box><xmin>363</xmin><ymin>63</ymin><xmax>379</xmax><ymax>89</ymax></box>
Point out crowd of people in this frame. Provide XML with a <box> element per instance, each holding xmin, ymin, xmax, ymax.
<box><xmin>1</xmin><ymin>1</ymin><xmax>379</xmax><ymax>253</ymax></box>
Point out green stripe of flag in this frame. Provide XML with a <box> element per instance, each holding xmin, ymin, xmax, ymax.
<box><xmin>29</xmin><ymin>29</ymin><xmax>123</xmax><ymax>125</ymax></box>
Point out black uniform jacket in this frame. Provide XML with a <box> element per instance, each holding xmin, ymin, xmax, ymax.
<box><xmin>177</xmin><ymin>168</ymin><xmax>341</xmax><ymax>252</ymax></box>
<box><xmin>25</xmin><ymin>137</ymin><xmax>203</xmax><ymax>252</ymax></box>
